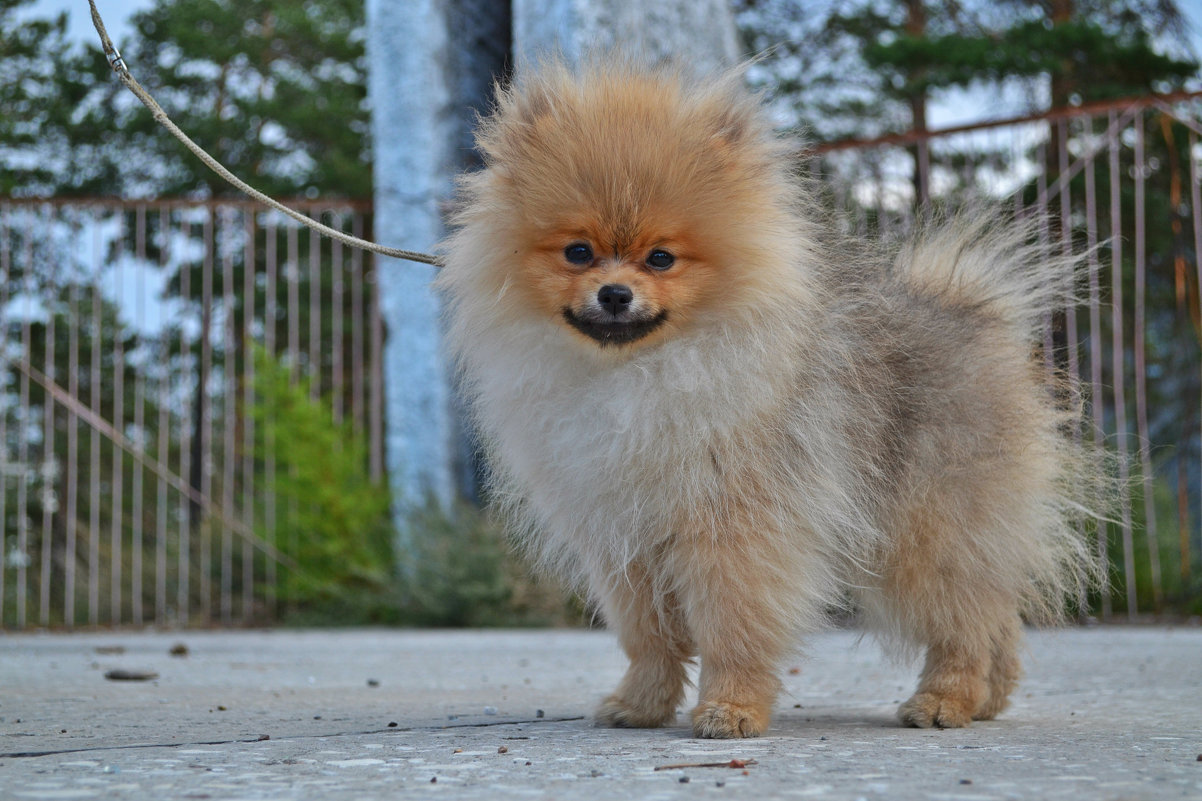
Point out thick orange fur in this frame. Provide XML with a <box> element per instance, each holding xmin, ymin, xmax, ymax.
<box><xmin>436</xmin><ymin>58</ymin><xmax>1100</xmax><ymax>738</ymax></box>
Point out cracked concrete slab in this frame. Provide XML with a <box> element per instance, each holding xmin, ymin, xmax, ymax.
<box><xmin>0</xmin><ymin>627</ymin><xmax>1199</xmax><ymax>799</ymax></box>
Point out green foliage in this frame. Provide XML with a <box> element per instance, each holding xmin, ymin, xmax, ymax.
<box><xmin>399</xmin><ymin>500</ymin><xmax>514</xmax><ymax>627</ymax></box>
<box><xmin>251</xmin><ymin>346</ymin><xmax>395</xmax><ymax>613</ymax></box>
<box><xmin>735</xmin><ymin>0</ymin><xmax>1199</xmax><ymax>141</ymax></box>
<box><xmin>1117</xmin><ymin>470</ymin><xmax>1202</xmax><ymax>616</ymax></box>
<box><xmin>865</xmin><ymin>18</ymin><xmax>1198</xmax><ymax>100</ymax></box>
<box><xmin>0</xmin><ymin>0</ymin><xmax>103</xmax><ymax>195</ymax></box>
<box><xmin>399</xmin><ymin>500</ymin><xmax>573</xmax><ymax>628</ymax></box>
<box><xmin>735</xmin><ymin>1</ymin><xmax>913</xmax><ymax>141</ymax></box>
<box><xmin>251</xmin><ymin>348</ymin><xmax>575</xmax><ymax>627</ymax></box>
<box><xmin>0</xmin><ymin>0</ymin><xmax>370</xmax><ymax>198</ymax></box>
<box><xmin>121</xmin><ymin>0</ymin><xmax>370</xmax><ymax>199</ymax></box>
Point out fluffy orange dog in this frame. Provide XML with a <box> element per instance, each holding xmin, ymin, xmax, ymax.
<box><xmin>437</xmin><ymin>59</ymin><xmax>1097</xmax><ymax>738</ymax></box>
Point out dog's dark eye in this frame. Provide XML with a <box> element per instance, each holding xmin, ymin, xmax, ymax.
<box><xmin>646</xmin><ymin>249</ymin><xmax>675</xmax><ymax>271</ymax></box>
<box><xmin>564</xmin><ymin>243</ymin><xmax>593</xmax><ymax>265</ymax></box>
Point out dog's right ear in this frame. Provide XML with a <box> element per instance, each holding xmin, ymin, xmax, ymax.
<box><xmin>477</xmin><ymin>58</ymin><xmax>573</xmax><ymax>166</ymax></box>
<box><xmin>501</xmin><ymin>54</ymin><xmax>577</xmax><ymax>126</ymax></box>
<box><xmin>508</xmin><ymin>80</ymin><xmax>555</xmax><ymax>125</ymax></box>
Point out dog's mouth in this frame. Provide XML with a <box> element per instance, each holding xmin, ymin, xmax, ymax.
<box><xmin>561</xmin><ymin>307</ymin><xmax>669</xmax><ymax>346</ymax></box>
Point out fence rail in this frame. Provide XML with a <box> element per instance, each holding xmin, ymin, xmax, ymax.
<box><xmin>0</xmin><ymin>201</ymin><xmax>383</xmax><ymax>628</ymax></box>
<box><xmin>2</xmin><ymin>91</ymin><xmax>1201</xmax><ymax>629</ymax></box>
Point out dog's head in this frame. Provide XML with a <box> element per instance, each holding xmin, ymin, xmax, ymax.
<box><xmin>455</xmin><ymin>58</ymin><xmax>808</xmax><ymax>352</ymax></box>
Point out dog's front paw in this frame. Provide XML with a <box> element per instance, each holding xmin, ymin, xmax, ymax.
<box><xmin>690</xmin><ymin>700</ymin><xmax>769</xmax><ymax>739</ymax></box>
<box><xmin>897</xmin><ymin>691</ymin><xmax>974</xmax><ymax>729</ymax></box>
<box><xmin>595</xmin><ymin>693</ymin><xmax>676</xmax><ymax>729</ymax></box>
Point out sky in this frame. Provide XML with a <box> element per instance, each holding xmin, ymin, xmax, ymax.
<box><xmin>31</xmin><ymin>0</ymin><xmax>1202</xmax><ymax>131</ymax></box>
<box><xmin>14</xmin><ymin>0</ymin><xmax>1202</xmax><ymax>337</ymax></box>
<box><xmin>39</xmin><ymin>0</ymin><xmax>154</xmax><ymax>46</ymax></box>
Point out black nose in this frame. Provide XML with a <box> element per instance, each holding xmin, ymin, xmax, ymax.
<box><xmin>597</xmin><ymin>284</ymin><xmax>634</xmax><ymax>316</ymax></box>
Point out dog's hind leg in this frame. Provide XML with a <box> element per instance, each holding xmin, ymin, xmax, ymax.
<box><xmin>878</xmin><ymin>508</ymin><xmax>1025</xmax><ymax>728</ymax></box>
<box><xmin>897</xmin><ymin>636</ymin><xmax>992</xmax><ymax>728</ymax></box>
<box><xmin>896</xmin><ymin>610</ymin><xmax>1022</xmax><ymax>728</ymax></box>
<box><xmin>593</xmin><ymin>561</ymin><xmax>694</xmax><ymax>729</ymax></box>
<box><xmin>974</xmin><ymin>612</ymin><xmax>1023</xmax><ymax>721</ymax></box>
<box><xmin>889</xmin><ymin>575</ymin><xmax>1026</xmax><ymax>727</ymax></box>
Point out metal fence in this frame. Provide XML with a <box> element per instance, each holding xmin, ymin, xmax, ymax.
<box><xmin>0</xmin><ymin>200</ymin><xmax>383</xmax><ymax>628</ymax></box>
<box><xmin>811</xmin><ymin>89</ymin><xmax>1202</xmax><ymax>617</ymax></box>
<box><xmin>2</xmin><ymin>90</ymin><xmax>1201</xmax><ymax>629</ymax></box>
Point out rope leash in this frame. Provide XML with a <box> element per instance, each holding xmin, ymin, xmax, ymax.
<box><xmin>87</xmin><ymin>0</ymin><xmax>442</xmax><ymax>267</ymax></box>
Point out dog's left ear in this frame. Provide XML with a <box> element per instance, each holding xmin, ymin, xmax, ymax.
<box><xmin>698</xmin><ymin>99</ymin><xmax>765</xmax><ymax>175</ymax></box>
<box><xmin>710</xmin><ymin>106</ymin><xmax>754</xmax><ymax>149</ymax></box>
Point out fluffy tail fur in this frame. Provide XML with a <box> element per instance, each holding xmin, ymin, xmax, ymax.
<box><xmin>892</xmin><ymin>210</ymin><xmax>1078</xmax><ymax>341</ymax></box>
<box><xmin>879</xmin><ymin>209</ymin><xmax>1106</xmax><ymax>628</ymax></box>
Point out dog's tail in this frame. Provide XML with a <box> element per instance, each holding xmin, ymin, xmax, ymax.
<box><xmin>892</xmin><ymin>209</ymin><xmax>1109</xmax><ymax>622</ymax></box>
<box><xmin>891</xmin><ymin>210</ymin><xmax>1077</xmax><ymax>343</ymax></box>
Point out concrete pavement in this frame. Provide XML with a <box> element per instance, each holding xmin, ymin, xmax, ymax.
<box><xmin>1</xmin><ymin>626</ymin><xmax>1199</xmax><ymax>799</ymax></box>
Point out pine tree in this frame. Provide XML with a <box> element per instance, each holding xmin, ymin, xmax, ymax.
<box><xmin>735</xmin><ymin>0</ymin><xmax>1197</xmax><ymax>140</ymax></box>
<box><xmin>113</xmin><ymin>0</ymin><xmax>370</xmax><ymax>199</ymax></box>
<box><xmin>0</xmin><ymin>0</ymin><xmax>113</xmax><ymax>196</ymax></box>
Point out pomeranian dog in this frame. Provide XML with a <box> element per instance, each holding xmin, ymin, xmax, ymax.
<box><xmin>437</xmin><ymin>58</ymin><xmax>1097</xmax><ymax>738</ymax></box>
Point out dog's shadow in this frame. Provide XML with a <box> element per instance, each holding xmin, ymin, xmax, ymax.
<box><xmin>772</xmin><ymin>709</ymin><xmax>902</xmax><ymax>732</ymax></box>
<box><xmin>595</xmin><ymin>707</ymin><xmax>955</xmax><ymax>740</ymax></box>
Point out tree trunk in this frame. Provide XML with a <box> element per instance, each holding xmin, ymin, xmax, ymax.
<box><xmin>906</xmin><ymin>0</ymin><xmax>930</xmax><ymax>208</ymax></box>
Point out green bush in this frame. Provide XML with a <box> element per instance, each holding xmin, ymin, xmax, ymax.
<box><xmin>399</xmin><ymin>498</ymin><xmax>579</xmax><ymax>627</ymax></box>
<box><xmin>252</xmin><ymin>348</ymin><xmax>396</xmax><ymax>618</ymax></box>
<box><xmin>1095</xmin><ymin>467</ymin><xmax>1202</xmax><ymax>618</ymax></box>
<box><xmin>252</xmin><ymin>347</ymin><xmax>576</xmax><ymax>626</ymax></box>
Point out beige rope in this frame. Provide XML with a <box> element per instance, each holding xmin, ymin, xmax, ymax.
<box><xmin>87</xmin><ymin>0</ymin><xmax>441</xmax><ymax>267</ymax></box>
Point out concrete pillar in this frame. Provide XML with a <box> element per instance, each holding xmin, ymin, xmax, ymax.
<box><xmin>368</xmin><ymin>0</ymin><xmax>733</xmax><ymax>526</ymax></box>
<box><xmin>367</xmin><ymin>0</ymin><xmax>455</xmax><ymax>517</ymax></box>
<box><xmin>513</xmin><ymin>0</ymin><xmax>739</xmax><ymax>68</ymax></box>
<box><xmin>367</xmin><ymin>0</ymin><xmax>508</xmax><ymax>522</ymax></box>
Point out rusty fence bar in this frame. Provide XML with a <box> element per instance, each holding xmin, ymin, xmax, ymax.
<box><xmin>0</xmin><ymin>201</ymin><xmax>380</xmax><ymax>628</ymax></box>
